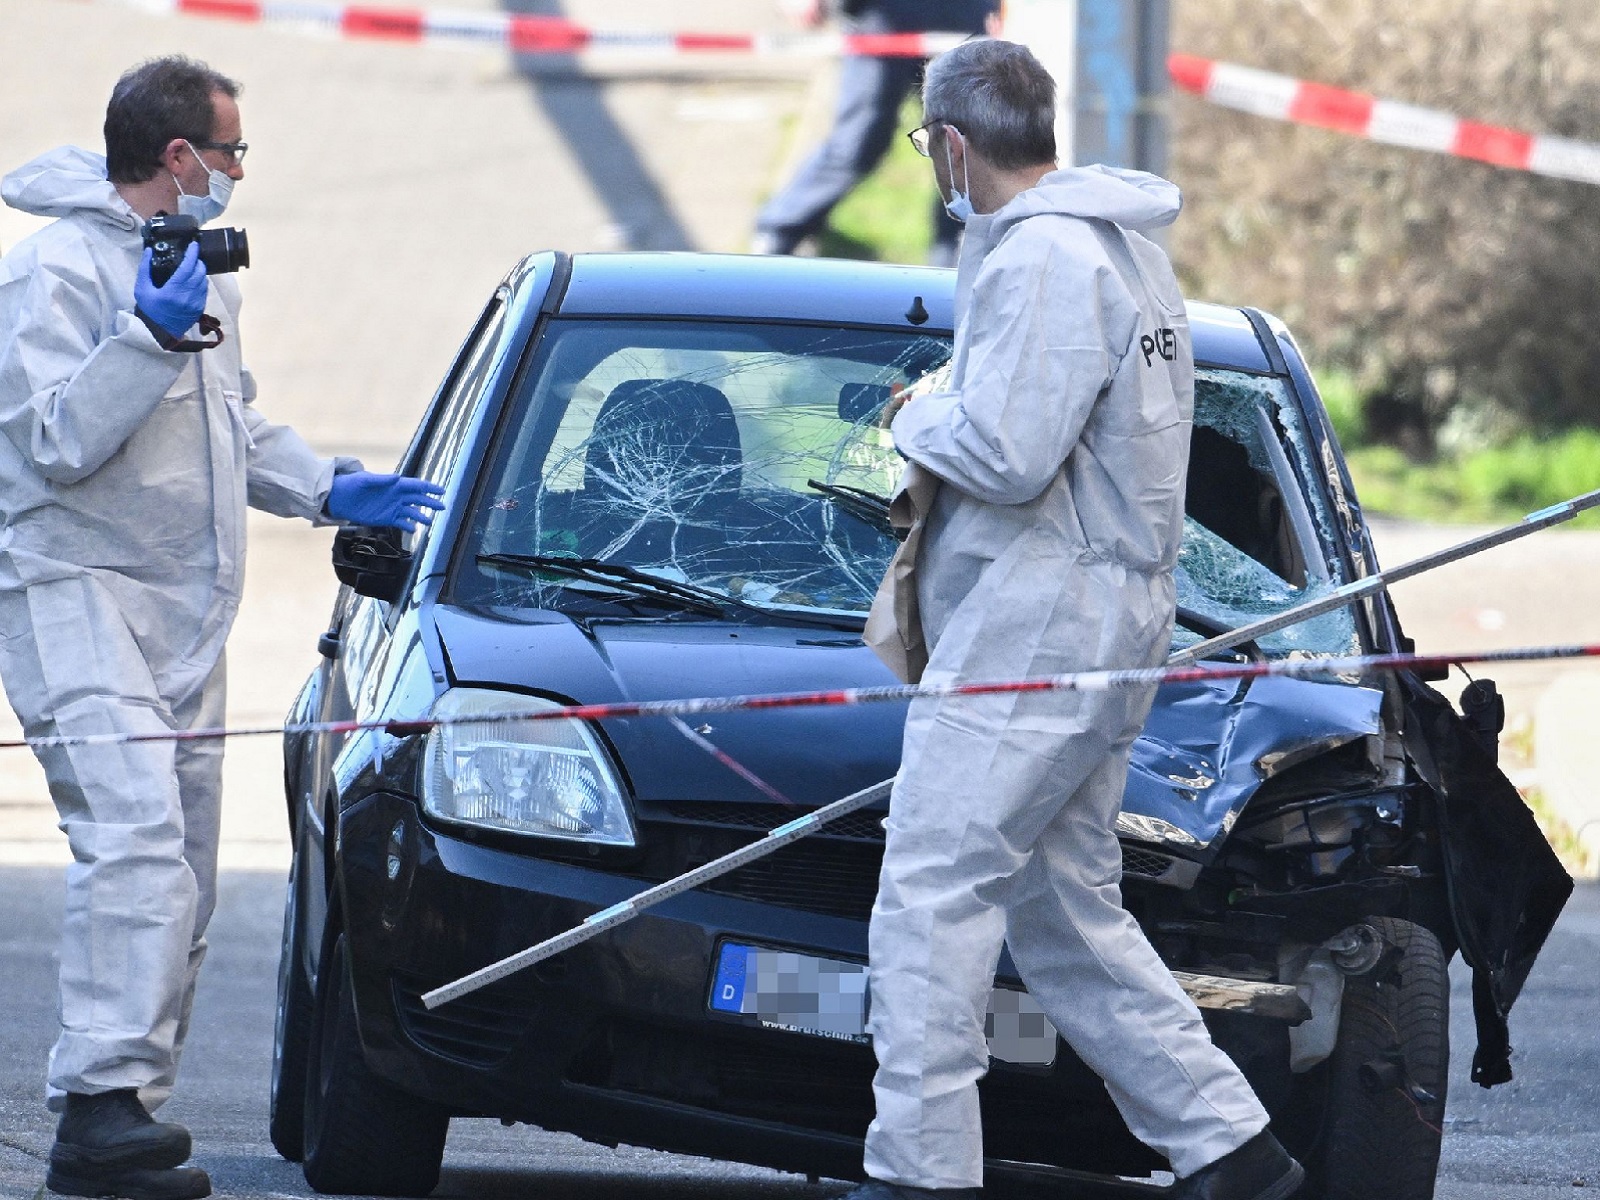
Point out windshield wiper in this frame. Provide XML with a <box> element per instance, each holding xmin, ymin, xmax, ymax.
<box><xmin>477</xmin><ymin>552</ymin><xmax>866</xmax><ymax>631</ymax></box>
<box><xmin>807</xmin><ymin>479</ymin><xmax>899</xmax><ymax>539</ymax></box>
<box><xmin>477</xmin><ymin>553</ymin><xmax>728</xmax><ymax>617</ymax></box>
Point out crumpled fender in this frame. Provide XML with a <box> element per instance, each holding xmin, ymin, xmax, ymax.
<box><xmin>1401</xmin><ymin>674</ymin><xmax>1574</xmax><ymax>1087</ymax></box>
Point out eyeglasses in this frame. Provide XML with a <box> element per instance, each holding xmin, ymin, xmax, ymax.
<box><xmin>906</xmin><ymin>119</ymin><xmax>946</xmax><ymax>158</ymax></box>
<box><xmin>193</xmin><ymin>139</ymin><xmax>249</xmax><ymax>165</ymax></box>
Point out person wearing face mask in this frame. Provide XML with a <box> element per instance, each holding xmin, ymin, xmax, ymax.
<box><xmin>0</xmin><ymin>56</ymin><xmax>442</xmax><ymax>1200</ymax></box>
<box><xmin>853</xmin><ymin>40</ymin><xmax>1302</xmax><ymax>1200</ymax></box>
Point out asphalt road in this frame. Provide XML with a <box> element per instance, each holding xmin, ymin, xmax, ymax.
<box><xmin>1</xmin><ymin>869</ymin><xmax>1594</xmax><ymax>1198</ymax></box>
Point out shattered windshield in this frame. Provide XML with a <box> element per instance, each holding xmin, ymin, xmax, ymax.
<box><xmin>1178</xmin><ymin>368</ymin><xmax>1359</xmax><ymax>656</ymax></box>
<box><xmin>449</xmin><ymin>324</ymin><xmax>1357</xmax><ymax>654</ymax></box>
<box><xmin>450</xmin><ymin>319</ymin><xmax>951</xmax><ymax>623</ymax></box>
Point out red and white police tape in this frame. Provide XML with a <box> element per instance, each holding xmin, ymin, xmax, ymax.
<box><xmin>92</xmin><ymin>0</ymin><xmax>967</xmax><ymax>59</ymax></box>
<box><xmin>1168</xmin><ymin>54</ymin><xmax>1600</xmax><ymax>188</ymax></box>
<box><xmin>85</xmin><ymin>2</ymin><xmax>1600</xmax><ymax>187</ymax></box>
<box><xmin>4</xmin><ymin>641</ymin><xmax>1599</xmax><ymax>754</ymax></box>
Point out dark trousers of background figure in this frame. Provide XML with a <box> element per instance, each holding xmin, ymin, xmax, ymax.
<box><xmin>755</xmin><ymin>48</ymin><xmax>964</xmax><ymax>266</ymax></box>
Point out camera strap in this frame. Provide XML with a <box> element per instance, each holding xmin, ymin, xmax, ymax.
<box><xmin>137</xmin><ymin>310</ymin><xmax>226</xmax><ymax>354</ymax></box>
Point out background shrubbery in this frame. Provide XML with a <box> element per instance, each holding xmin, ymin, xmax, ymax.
<box><xmin>1171</xmin><ymin>0</ymin><xmax>1600</xmax><ymax>457</ymax></box>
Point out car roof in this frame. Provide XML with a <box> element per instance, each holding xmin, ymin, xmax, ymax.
<box><xmin>554</xmin><ymin>252</ymin><xmax>1274</xmax><ymax>374</ymax></box>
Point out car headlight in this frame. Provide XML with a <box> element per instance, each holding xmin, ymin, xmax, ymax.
<box><xmin>421</xmin><ymin>689</ymin><xmax>635</xmax><ymax>846</ymax></box>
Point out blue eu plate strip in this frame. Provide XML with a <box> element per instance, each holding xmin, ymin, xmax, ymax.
<box><xmin>710</xmin><ymin>943</ymin><xmax>752</xmax><ymax>1013</ymax></box>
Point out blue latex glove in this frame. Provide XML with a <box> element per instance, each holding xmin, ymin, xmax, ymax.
<box><xmin>326</xmin><ymin>472</ymin><xmax>446</xmax><ymax>531</ymax></box>
<box><xmin>135</xmin><ymin>242</ymin><xmax>208</xmax><ymax>338</ymax></box>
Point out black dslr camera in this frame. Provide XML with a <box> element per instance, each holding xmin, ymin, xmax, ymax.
<box><xmin>142</xmin><ymin>213</ymin><xmax>250</xmax><ymax>286</ymax></box>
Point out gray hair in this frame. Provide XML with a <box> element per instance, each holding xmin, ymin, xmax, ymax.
<box><xmin>922</xmin><ymin>39</ymin><xmax>1057</xmax><ymax>171</ymax></box>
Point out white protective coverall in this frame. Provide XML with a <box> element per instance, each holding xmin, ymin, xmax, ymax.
<box><xmin>862</xmin><ymin>165</ymin><xmax>1270</xmax><ymax>1188</ymax></box>
<box><xmin>0</xmin><ymin>146</ymin><xmax>355</xmax><ymax>1110</ymax></box>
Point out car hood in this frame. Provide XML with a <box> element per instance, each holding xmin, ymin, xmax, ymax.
<box><xmin>434</xmin><ymin>607</ymin><xmax>1384</xmax><ymax>849</ymax></box>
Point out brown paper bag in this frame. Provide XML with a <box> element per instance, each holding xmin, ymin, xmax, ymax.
<box><xmin>864</xmin><ymin>464</ymin><xmax>940</xmax><ymax>684</ymax></box>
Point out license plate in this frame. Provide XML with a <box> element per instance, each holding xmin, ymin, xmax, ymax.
<box><xmin>709</xmin><ymin>943</ymin><xmax>1058</xmax><ymax>1067</ymax></box>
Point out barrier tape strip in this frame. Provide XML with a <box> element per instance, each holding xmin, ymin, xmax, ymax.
<box><xmin>1169</xmin><ymin>54</ymin><xmax>1600</xmax><ymax>188</ymax></box>
<box><xmin>89</xmin><ymin>3</ymin><xmax>1600</xmax><ymax>185</ymax></box>
<box><xmin>6</xmin><ymin>641</ymin><xmax>1599</xmax><ymax>755</ymax></box>
<box><xmin>97</xmin><ymin>0</ymin><xmax>969</xmax><ymax>58</ymax></box>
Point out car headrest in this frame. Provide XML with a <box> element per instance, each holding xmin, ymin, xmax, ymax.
<box><xmin>583</xmin><ymin>378</ymin><xmax>743</xmax><ymax>509</ymax></box>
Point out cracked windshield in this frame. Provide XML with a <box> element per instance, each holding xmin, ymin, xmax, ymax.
<box><xmin>453</xmin><ymin>319</ymin><xmax>950</xmax><ymax>624</ymax></box>
<box><xmin>453</xmin><ymin>323</ymin><xmax>1355</xmax><ymax>655</ymax></box>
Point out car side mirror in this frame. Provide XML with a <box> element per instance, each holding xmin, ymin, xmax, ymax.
<box><xmin>839</xmin><ymin>383</ymin><xmax>892</xmax><ymax>423</ymax></box>
<box><xmin>332</xmin><ymin>526</ymin><xmax>414</xmax><ymax>604</ymax></box>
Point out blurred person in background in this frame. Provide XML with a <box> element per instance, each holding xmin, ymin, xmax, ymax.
<box><xmin>754</xmin><ymin>0</ymin><xmax>998</xmax><ymax>265</ymax></box>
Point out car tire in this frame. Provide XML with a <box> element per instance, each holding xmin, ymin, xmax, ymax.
<box><xmin>269</xmin><ymin>848</ymin><xmax>313</xmax><ymax>1162</ymax></box>
<box><xmin>1308</xmin><ymin>916</ymin><xmax>1448</xmax><ymax>1200</ymax></box>
<box><xmin>301</xmin><ymin>931</ymin><xmax>449</xmax><ymax>1196</ymax></box>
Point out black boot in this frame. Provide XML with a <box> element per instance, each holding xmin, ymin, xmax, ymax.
<box><xmin>836</xmin><ymin>1182</ymin><xmax>979</xmax><ymax>1200</ymax></box>
<box><xmin>47</xmin><ymin>1090</ymin><xmax>209</xmax><ymax>1199</ymax></box>
<box><xmin>1172</xmin><ymin>1131</ymin><xmax>1305</xmax><ymax>1200</ymax></box>
<box><xmin>46</xmin><ymin>1164</ymin><xmax>211</xmax><ymax>1200</ymax></box>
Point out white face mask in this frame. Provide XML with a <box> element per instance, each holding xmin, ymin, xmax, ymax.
<box><xmin>172</xmin><ymin>141</ymin><xmax>234</xmax><ymax>225</ymax></box>
<box><xmin>942</xmin><ymin>128</ymin><xmax>975</xmax><ymax>224</ymax></box>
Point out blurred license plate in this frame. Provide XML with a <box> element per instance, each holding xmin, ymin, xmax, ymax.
<box><xmin>709</xmin><ymin>943</ymin><xmax>1058</xmax><ymax>1066</ymax></box>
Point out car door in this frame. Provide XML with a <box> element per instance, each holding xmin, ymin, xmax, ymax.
<box><xmin>295</xmin><ymin>290</ymin><xmax>513</xmax><ymax>963</ymax></box>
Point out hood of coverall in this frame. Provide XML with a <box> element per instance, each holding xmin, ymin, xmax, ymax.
<box><xmin>2</xmin><ymin>146</ymin><xmax>140</xmax><ymax>231</ymax></box>
<box><xmin>990</xmin><ymin>163</ymin><xmax>1182</xmax><ymax>235</ymax></box>
<box><xmin>951</xmin><ymin>164</ymin><xmax>1181</xmax><ymax>319</ymax></box>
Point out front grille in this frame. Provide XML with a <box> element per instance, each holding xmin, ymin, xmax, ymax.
<box><xmin>392</xmin><ymin>972</ymin><xmax>535</xmax><ymax>1068</ymax></box>
<box><xmin>705</xmin><ymin>837</ymin><xmax>884</xmax><ymax>920</ymax></box>
<box><xmin>1122</xmin><ymin>846</ymin><xmax>1175</xmax><ymax>878</ymax></box>
<box><xmin>641</xmin><ymin>802</ymin><xmax>1195</xmax><ymax>920</ymax></box>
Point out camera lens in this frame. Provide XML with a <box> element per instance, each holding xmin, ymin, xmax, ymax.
<box><xmin>197</xmin><ymin>227</ymin><xmax>249</xmax><ymax>277</ymax></box>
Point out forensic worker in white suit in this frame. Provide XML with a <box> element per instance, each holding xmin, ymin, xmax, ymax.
<box><xmin>0</xmin><ymin>56</ymin><xmax>442</xmax><ymax>1200</ymax></box>
<box><xmin>853</xmin><ymin>39</ymin><xmax>1303</xmax><ymax>1200</ymax></box>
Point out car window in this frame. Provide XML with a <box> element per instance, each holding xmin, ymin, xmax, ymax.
<box><xmin>1177</xmin><ymin>368</ymin><xmax>1360</xmax><ymax>656</ymax></box>
<box><xmin>412</xmin><ymin>298</ymin><xmax>509</xmax><ymax>489</ymax></box>
<box><xmin>452</xmin><ymin>319</ymin><xmax>951</xmax><ymax>621</ymax></box>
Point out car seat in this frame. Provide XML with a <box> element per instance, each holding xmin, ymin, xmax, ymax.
<box><xmin>578</xmin><ymin>378</ymin><xmax>744</xmax><ymax>565</ymax></box>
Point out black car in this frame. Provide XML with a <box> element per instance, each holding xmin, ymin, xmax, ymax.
<box><xmin>270</xmin><ymin>251</ymin><xmax>1571</xmax><ymax>1198</ymax></box>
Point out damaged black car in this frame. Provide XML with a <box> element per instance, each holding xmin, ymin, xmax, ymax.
<box><xmin>268</xmin><ymin>251</ymin><xmax>1572</xmax><ymax>1198</ymax></box>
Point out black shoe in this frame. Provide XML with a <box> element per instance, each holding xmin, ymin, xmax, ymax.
<box><xmin>836</xmin><ymin>1182</ymin><xmax>979</xmax><ymax>1200</ymax></box>
<box><xmin>45</xmin><ymin>1164</ymin><xmax>210</xmax><ymax>1200</ymax></box>
<box><xmin>51</xmin><ymin>1091</ymin><xmax>192</xmax><ymax>1173</ymax></box>
<box><xmin>1172</xmin><ymin>1131</ymin><xmax>1305</xmax><ymax>1200</ymax></box>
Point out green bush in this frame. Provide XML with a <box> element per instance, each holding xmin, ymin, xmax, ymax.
<box><xmin>1314</xmin><ymin>369</ymin><xmax>1366</xmax><ymax>447</ymax></box>
<box><xmin>1348</xmin><ymin>429</ymin><xmax>1600</xmax><ymax>526</ymax></box>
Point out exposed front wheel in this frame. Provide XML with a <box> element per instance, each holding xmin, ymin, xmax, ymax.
<box><xmin>301</xmin><ymin>931</ymin><xmax>449</xmax><ymax>1196</ymax></box>
<box><xmin>1308</xmin><ymin>916</ymin><xmax>1449</xmax><ymax>1200</ymax></box>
